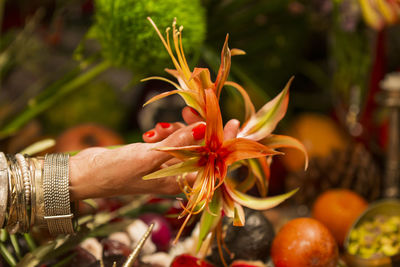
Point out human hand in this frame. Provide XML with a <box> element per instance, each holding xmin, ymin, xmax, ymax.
<box><xmin>69</xmin><ymin>107</ymin><xmax>240</xmax><ymax>200</ymax></box>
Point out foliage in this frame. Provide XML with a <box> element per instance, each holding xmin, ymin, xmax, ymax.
<box><xmin>92</xmin><ymin>0</ymin><xmax>206</xmax><ymax>75</ymax></box>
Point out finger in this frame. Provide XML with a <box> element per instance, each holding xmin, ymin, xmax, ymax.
<box><xmin>142</xmin><ymin>122</ymin><xmax>184</xmax><ymax>143</ymax></box>
<box><xmin>154</xmin><ymin>122</ymin><xmax>185</xmax><ymax>141</ymax></box>
<box><xmin>182</xmin><ymin>106</ymin><xmax>203</xmax><ymax>125</ymax></box>
<box><xmin>224</xmin><ymin>119</ymin><xmax>240</xmax><ymax>140</ymax></box>
<box><xmin>148</xmin><ymin>122</ymin><xmax>206</xmax><ymax>167</ymax></box>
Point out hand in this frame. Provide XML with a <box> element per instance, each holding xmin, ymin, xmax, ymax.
<box><xmin>69</xmin><ymin>107</ymin><xmax>240</xmax><ymax>200</ymax></box>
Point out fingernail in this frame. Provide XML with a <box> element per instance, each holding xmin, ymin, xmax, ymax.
<box><xmin>159</xmin><ymin>122</ymin><xmax>171</xmax><ymax>129</ymax></box>
<box><xmin>144</xmin><ymin>130</ymin><xmax>155</xmax><ymax>138</ymax></box>
<box><xmin>189</xmin><ymin>107</ymin><xmax>199</xmax><ymax>115</ymax></box>
<box><xmin>192</xmin><ymin>123</ymin><xmax>206</xmax><ymax>140</ymax></box>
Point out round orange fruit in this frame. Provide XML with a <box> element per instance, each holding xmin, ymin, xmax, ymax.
<box><xmin>311</xmin><ymin>189</ymin><xmax>368</xmax><ymax>246</ymax></box>
<box><xmin>282</xmin><ymin>113</ymin><xmax>348</xmax><ymax>172</ymax></box>
<box><xmin>271</xmin><ymin>217</ymin><xmax>338</xmax><ymax>267</ymax></box>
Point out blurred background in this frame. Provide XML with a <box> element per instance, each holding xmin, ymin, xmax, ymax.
<box><xmin>1</xmin><ymin>0</ymin><xmax>400</xmax><ymax>196</ymax></box>
<box><xmin>0</xmin><ymin>0</ymin><xmax>400</xmax><ymax>265</ymax></box>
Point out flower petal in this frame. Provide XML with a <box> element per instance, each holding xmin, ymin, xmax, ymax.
<box><xmin>205</xmin><ymin>89</ymin><xmax>224</xmax><ymax>151</ymax></box>
<box><xmin>238</xmin><ymin>77</ymin><xmax>293</xmax><ymax>141</ymax></box>
<box><xmin>224</xmin><ymin>81</ymin><xmax>255</xmax><ymax>122</ymax></box>
<box><xmin>233</xmin><ymin>202</ymin><xmax>245</xmax><ymax>226</ymax></box>
<box><xmin>225</xmin><ymin>179</ymin><xmax>298</xmax><ymax>210</ymax></box>
<box><xmin>259</xmin><ymin>134</ymin><xmax>308</xmax><ymax>170</ymax></box>
<box><xmin>223</xmin><ymin>138</ymin><xmax>281</xmax><ymax>165</ymax></box>
<box><xmin>231</xmin><ymin>48</ymin><xmax>246</xmax><ymax>56</ymax></box>
<box><xmin>246</xmin><ymin>157</ymin><xmax>270</xmax><ymax>197</ymax></box>
<box><xmin>142</xmin><ymin>159</ymin><xmax>199</xmax><ymax>180</ymax></box>
<box><xmin>214</xmin><ymin>34</ymin><xmax>231</xmax><ymax>99</ymax></box>
<box><xmin>143</xmin><ymin>89</ymin><xmax>205</xmax><ymax>118</ymax></box>
<box><xmin>156</xmin><ymin>145</ymin><xmax>203</xmax><ymax>161</ymax></box>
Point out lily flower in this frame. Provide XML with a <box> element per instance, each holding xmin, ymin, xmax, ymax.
<box><xmin>142</xmin><ymin>18</ymin><xmax>308</xmax><ymax>263</ymax></box>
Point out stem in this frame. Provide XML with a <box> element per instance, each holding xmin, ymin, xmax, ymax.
<box><xmin>0</xmin><ymin>242</ymin><xmax>16</xmax><ymax>266</ymax></box>
<box><xmin>10</xmin><ymin>234</ymin><xmax>21</xmax><ymax>259</ymax></box>
<box><xmin>0</xmin><ymin>61</ymin><xmax>111</xmax><ymax>138</ymax></box>
<box><xmin>0</xmin><ymin>229</ymin><xmax>8</xmax><ymax>242</ymax></box>
<box><xmin>23</xmin><ymin>233</ymin><xmax>36</xmax><ymax>251</ymax></box>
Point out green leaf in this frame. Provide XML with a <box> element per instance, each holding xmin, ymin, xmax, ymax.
<box><xmin>197</xmin><ymin>189</ymin><xmax>222</xmax><ymax>252</ymax></box>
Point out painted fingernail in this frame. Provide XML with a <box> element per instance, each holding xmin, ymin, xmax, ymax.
<box><xmin>192</xmin><ymin>123</ymin><xmax>206</xmax><ymax>140</ymax></box>
<box><xmin>189</xmin><ymin>107</ymin><xmax>199</xmax><ymax>115</ymax></box>
<box><xmin>159</xmin><ymin>122</ymin><xmax>171</xmax><ymax>129</ymax></box>
<box><xmin>144</xmin><ymin>130</ymin><xmax>155</xmax><ymax>138</ymax></box>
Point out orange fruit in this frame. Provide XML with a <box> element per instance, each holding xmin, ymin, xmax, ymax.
<box><xmin>271</xmin><ymin>217</ymin><xmax>338</xmax><ymax>267</ymax></box>
<box><xmin>311</xmin><ymin>189</ymin><xmax>368</xmax><ymax>246</ymax></box>
<box><xmin>282</xmin><ymin>113</ymin><xmax>348</xmax><ymax>172</ymax></box>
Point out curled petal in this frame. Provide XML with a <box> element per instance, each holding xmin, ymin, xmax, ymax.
<box><xmin>238</xmin><ymin>77</ymin><xmax>293</xmax><ymax>141</ymax></box>
<box><xmin>259</xmin><ymin>134</ymin><xmax>308</xmax><ymax>170</ymax></box>
<box><xmin>231</xmin><ymin>48</ymin><xmax>246</xmax><ymax>56</ymax></box>
<box><xmin>223</xmin><ymin>138</ymin><xmax>282</xmax><ymax>165</ymax></box>
<box><xmin>225</xmin><ymin>180</ymin><xmax>298</xmax><ymax>210</ymax></box>
<box><xmin>142</xmin><ymin>159</ymin><xmax>199</xmax><ymax>180</ymax></box>
<box><xmin>214</xmin><ymin>34</ymin><xmax>232</xmax><ymax>99</ymax></box>
<box><xmin>224</xmin><ymin>81</ymin><xmax>255</xmax><ymax>122</ymax></box>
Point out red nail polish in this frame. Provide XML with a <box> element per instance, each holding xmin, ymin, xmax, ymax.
<box><xmin>159</xmin><ymin>122</ymin><xmax>171</xmax><ymax>128</ymax></box>
<box><xmin>189</xmin><ymin>107</ymin><xmax>199</xmax><ymax>115</ymax></box>
<box><xmin>192</xmin><ymin>123</ymin><xmax>206</xmax><ymax>140</ymax></box>
<box><xmin>144</xmin><ymin>130</ymin><xmax>155</xmax><ymax>138</ymax></box>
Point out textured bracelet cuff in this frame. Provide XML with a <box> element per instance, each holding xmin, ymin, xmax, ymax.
<box><xmin>43</xmin><ymin>153</ymin><xmax>74</xmax><ymax>235</ymax></box>
<box><xmin>0</xmin><ymin>153</ymin><xmax>8</xmax><ymax>229</ymax></box>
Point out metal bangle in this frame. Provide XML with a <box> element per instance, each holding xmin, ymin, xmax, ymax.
<box><xmin>27</xmin><ymin>157</ymin><xmax>37</xmax><ymax>228</ymax></box>
<box><xmin>0</xmin><ymin>153</ymin><xmax>9</xmax><ymax>229</ymax></box>
<box><xmin>6</xmin><ymin>155</ymin><xmax>20</xmax><ymax>234</ymax></box>
<box><xmin>43</xmin><ymin>153</ymin><xmax>74</xmax><ymax>235</ymax></box>
<box><xmin>15</xmin><ymin>154</ymin><xmax>31</xmax><ymax>208</ymax></box>
<box><xmin>33</xmin><ymin>157</ymin><xmax>45</xmax><ymax>227</ymax></box>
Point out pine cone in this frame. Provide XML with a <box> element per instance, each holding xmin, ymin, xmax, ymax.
<box><xmin>286</xmin><ymin>143</ymin><xmax>382</xmax><ymax>207</ymax></box>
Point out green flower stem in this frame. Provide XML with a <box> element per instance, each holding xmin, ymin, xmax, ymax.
<box><xmin>0</xmin><ymin>61</ymin><xmax>111</xmax><ymax>138</ymax></box>
<box><xmin>0</xmin><ymin>242</ymin><xmax>16</xmax><ymax>266</ymax></box>
<box><xmin>10</xmin><ymin>234</ymin><xmax>21</xmax><ymax>259</ymax></box>
<box><xmin>23</xmin><ymin>233</ymin><xmax>36</xmax><ymax>251</ymax></box>
<box><xmin>0</xmin><ymin>229</ymin><xmax>8</xmax><ymax>242</ymax></box>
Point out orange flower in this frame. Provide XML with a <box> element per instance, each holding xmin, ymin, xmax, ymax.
<box><xmin>142</xmin><ymin>18</ymin><xmax>308</xmax><ymax>261</ymax></box>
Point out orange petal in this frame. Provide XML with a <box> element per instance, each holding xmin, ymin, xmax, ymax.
<box><xmin>214</xmin><ymin>34</ymin><xmax>232</xmax><ymax>99</ymax></box>
<box><xmin>224</xmin><ymin>81</ymin><xmax>255</xmax><ymax>122</ymax></box>
<box><xmin>205</xmin><ymin>89</ymin><xmax>224</xmax><ymax>151</ymax></box>
<box><xmin>238</xmin><ymin>77</ymin><xmax>293</xmax><ymax>141</ymax></box>
<box><xmin>223</xmin><ymin>138</ymin><xmax>281</xmax><ymax>165</ymax></box>
<box><xmin>259</xmin><ymin>134</ymin><xmax>308</xmax><ymax>170</ymax></box>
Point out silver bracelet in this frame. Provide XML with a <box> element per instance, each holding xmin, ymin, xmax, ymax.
<box><xmin>15</xmin><ymin>154</ymin><xmax>31</xmax><ymax>207</ymax></box>
<box><xmin>0</xmin><ymin>153</ymin><xmax>9</xmax><ymax>228</ymax></box>
<box><xmin>43</xmin><ymin>153</ymin><xmax>74</xmax><ymax>235</ymax></box>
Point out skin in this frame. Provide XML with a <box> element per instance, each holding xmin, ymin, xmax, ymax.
<box><xmin>69</xmin><ymin>107</ymin><xmax>240</xmax><ymax>201</ymax></box>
